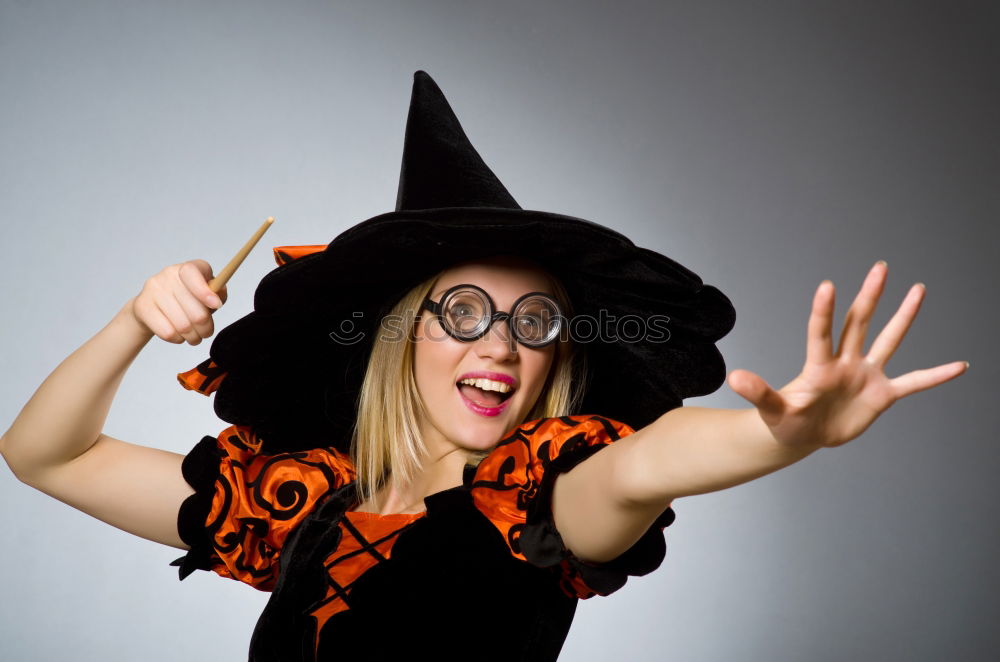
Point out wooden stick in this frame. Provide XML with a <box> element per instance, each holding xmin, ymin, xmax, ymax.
<box><xmin>209</xmin><ymin>217</ymin><xmax>275</xmax><ymax>292</ymax></box>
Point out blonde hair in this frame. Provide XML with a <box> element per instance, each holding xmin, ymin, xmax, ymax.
<box><xmin>350</xmin><ymin>265</ymin><xmax>584</xmax><ymax>511</ymax></box>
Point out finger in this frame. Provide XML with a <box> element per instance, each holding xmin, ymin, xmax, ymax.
<box><xmin>174</xmin><ymin>264</ymin><xmax>219</xmax><ymax>332</ymax></box>
<box><xmin>170</xmin><ymin>287</ymin><xmax>214</xmax><ymax>344</ymax></box>
<box><xmin>889</xmin><ymin>361</ymin><xmax>969</xmax><ymax>399</ymax></box>
<box><xmin>728</xmin><ymin>369</ymin><xmax>785</xmax><ymax>420</ymax></box>
<box><xmin>181</xmin><ymin>260</ymin><xmax>224</xmax><ymax>309</ymax></box>
<box><xmin>867</xmin><ymin>283</ymin><xmax>925</xmax><ymax>368</ymax></box>
<box><xmin>154</xmin><ymin>284</ymin><xmax>203</xmax><ymax>345</ymax></box>
<box><xmin>174</xmin><ymin>262</ymin><xmax>220</xmax><ymax>342</ymax></box>
<box><xmin>134</xmin><ymin>296</ymin><xmax>184</xmax><ymax>343</ymax></box>
<box><xmin>805</xmin><ymin>279</ymin><xmax>836</xmax><ymax>366</ymax></box>
<box><xmin>837</xmin><ymin>260</ymin><xmax>888</xmax><ymax>358</ymax></box>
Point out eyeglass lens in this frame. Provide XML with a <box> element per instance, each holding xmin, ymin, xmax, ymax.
<box><xmin>441</xmin><ymin>287</ymin><xmax>560</xmax><ymax>346</ymax></box>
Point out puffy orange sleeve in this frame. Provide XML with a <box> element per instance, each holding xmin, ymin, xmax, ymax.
<box><xmin>470</xmin><ymin>415</ymin><xmax>676</xmax><ymax>600</ymax></box>
<box><xmin>169</xmin><ymin>424</ymin><xmax>355</xmax><ymax>592</ymax></box>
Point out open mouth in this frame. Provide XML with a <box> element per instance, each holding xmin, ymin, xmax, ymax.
<box><xmin>455</xmin><ymin>380</ymin><xmax>516</xmax><ymax>408</ymax></box>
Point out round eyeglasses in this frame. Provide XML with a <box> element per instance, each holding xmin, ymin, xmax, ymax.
<box><xmin>421</xmin><ymin>284</ymin><xmax>564</xmax><ymax>348</ymax></box>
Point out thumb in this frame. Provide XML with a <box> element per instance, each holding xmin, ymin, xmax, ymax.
<box><xmin>728</xmin><ymin>369</ymin><xmax>784</xmax><ymax>419</ymax></box>
<box><xmin>187</xmin><ymin>258</ymin><xmax>215</xmax><ymax>281</ymax></box>
<box><xmin>182</xmin><ymin>259</ymin><xmax>226</xmax><ymax>308</ymax></box>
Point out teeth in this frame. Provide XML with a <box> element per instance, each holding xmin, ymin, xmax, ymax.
<box><xmin>458</xmin><ymin>377</ymin><xmax>513</xmax><ymax>394</ymax></box>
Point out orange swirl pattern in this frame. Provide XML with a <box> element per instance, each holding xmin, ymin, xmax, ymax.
<box><xmin>202</xmin><ymin>424</ymin><xmax>355</xmax><ymax>591</ymax></box>
<box><xmin>469</xmin><ymin>415</ymin><xmax>644</xmax><ymax>599</ymax></box>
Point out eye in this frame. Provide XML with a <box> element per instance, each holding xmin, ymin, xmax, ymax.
<box><xmin>444</xmin><ymin>295</ymin><xmax>487</xmax><ymax>335</ymax></box>
<box><xmin>512</xmin><ymin>294</ymin><xmax>561</xmax><ymax>344</ymax></box>
<box><xmin>453</xmin><ymin>303</ymin><xmax>478</xmax><ymax>319</ymax></box>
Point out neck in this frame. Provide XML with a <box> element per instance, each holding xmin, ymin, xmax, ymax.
<box><xmin>358</xmin><ymin>433</ymin><xmax>471</xmax><ymax>515</ymax></box>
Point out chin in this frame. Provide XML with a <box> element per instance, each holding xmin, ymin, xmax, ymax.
<box><xmin>455</xmin><ymin>422</ymin><xmax>511</xmax><ymax>449</ymax></box>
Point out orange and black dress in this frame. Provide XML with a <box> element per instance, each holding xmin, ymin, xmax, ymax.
<box><xmin>171</xmin><ymin>414</ymin><xmax>676</xmax><ymax>662</ymax></box>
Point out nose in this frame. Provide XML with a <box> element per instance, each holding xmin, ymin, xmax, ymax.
<box><xmin>474</xmin><ymin>316</ymin><xmax>518</xmax><ymax>359</ymax></box>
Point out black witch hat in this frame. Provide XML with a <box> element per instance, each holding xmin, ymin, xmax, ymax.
<box><xmin>178</xmin><ymin>70</ymin><xmax>736</xmax><ymax>454</ymax></box>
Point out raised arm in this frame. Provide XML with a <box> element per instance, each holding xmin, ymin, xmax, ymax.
<box><xmin>551</xmin><ymin>261</ymin><xmax>968</xmax><ymax>564</ymax></box>
<box><xmin>0</xmin><ymin>260</ymin><xmax>226</xmax><ymax>549</ymax></box>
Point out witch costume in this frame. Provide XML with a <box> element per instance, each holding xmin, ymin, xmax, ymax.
<box><xmin>169</xmin><ymin>70</ymin><xmax>735</xmax><ymax>661</ymax></box>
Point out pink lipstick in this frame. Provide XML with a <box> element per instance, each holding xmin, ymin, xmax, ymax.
<box><xmin>455</xmin><ymin>371</ymin><xmax>517</xmax><ymax>417</ymax></box>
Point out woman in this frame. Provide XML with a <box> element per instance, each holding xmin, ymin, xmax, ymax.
<box><xmin>0</xmin><ymin>71</ymin><xmax>966</xmax><ymax>661</ymax></box>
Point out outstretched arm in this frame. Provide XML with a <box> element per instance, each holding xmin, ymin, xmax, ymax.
<box><xmin>552</xmin><ymin>260</ymin><xmax>968</xmax><ymax>563</ymax></box>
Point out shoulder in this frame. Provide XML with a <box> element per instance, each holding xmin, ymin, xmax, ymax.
<box><xmin>467</xmin><ymin>415</ymin><xmax>670</xmax><ymax>600</ymax></box>
<box><xmin>173</xmin><ymin>423</ymin><xmax>356</xmax><ymax>589</ymax></box>
<box><xmin>472</xmin><ymin>415</ymin><xmax>635</xmax><ymax>484</ymax></box>
<box><xmin>213</xmin><ymin>423</ymin><xmax>356</xmax><ymax>484</ymax></box>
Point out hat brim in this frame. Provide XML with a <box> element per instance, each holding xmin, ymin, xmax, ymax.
<box><xmin>206</xmin><ymin>207</ymin><xmax>735</xmax><ymax>453</ymax></box>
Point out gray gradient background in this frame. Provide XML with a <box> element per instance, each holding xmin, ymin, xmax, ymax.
<box><xmin>1</xmin><ymin>1</ymin><xmax>996</xmax><ymax>660</ymax></box>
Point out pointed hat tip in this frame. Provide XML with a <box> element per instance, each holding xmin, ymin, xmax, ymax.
<box><xmin>395</xmin><ymin>69</ymin><xmax>520</xmax><ymax>211</ymax></box>
<box><xmin>410</xmin><ymin>70</ymin><xmax>441</xmax><ymax>98</ymax></box>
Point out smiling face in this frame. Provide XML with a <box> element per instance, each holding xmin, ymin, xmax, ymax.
<box><xmin>413</xmin><ymin>255</ymin><xmax>559</xmax><ymax>457</ymax></box>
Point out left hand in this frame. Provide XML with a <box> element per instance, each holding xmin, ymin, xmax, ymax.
<box><xmin>727</xmin><ymin>260</ymin><xmax>968</xmax><ymax>449</ymax></box>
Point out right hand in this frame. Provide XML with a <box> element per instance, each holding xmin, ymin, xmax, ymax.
<box><xmin>129</xmin><ymin>260</ymin><xmax>228</xmax><ymax>345</ymax></box>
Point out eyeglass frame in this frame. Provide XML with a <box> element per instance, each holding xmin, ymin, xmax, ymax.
<box><xmin>420</xmin><ymin>283</ymin><xmax>565</xmax><ymax>349</ymax></box>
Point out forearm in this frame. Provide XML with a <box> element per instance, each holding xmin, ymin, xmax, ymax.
<box><xmin>620</xmin><ymin>406</ymin><xmax>822</xmax><ymax>506</ymax></box>
<box><xmin>0</xmin><ymin>298</ymin><xmax>154</xmax><ymax>483</ymax></box>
